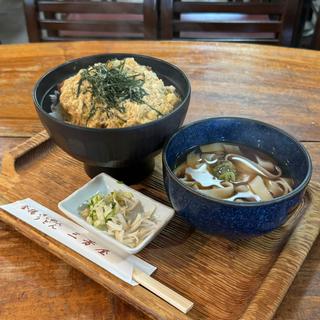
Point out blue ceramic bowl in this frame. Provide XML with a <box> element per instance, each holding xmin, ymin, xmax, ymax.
<box><xmin>162</xmin><ymin>117</ymin><xmax>312</xmax><ymax>237</ymax></box>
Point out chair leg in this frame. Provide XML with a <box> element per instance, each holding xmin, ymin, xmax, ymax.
<box><xmin>24</xmin><ymin>0</ymin><xmax>41</xmax><ymax>42</ymax></box>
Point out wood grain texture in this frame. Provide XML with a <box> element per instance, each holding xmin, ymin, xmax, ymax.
<box><xmin>0</xmin><ymin>133</ymin><xmax>319</xmax><ymax>320</ymax></box>
<box><xmin>0</xmin><ymin>119</ymin><xmax>43</xmax><ymax>137</ymax></box>
<box><xmin>0</xmin><ymin>41</ymin><xmax>320</xmax><ymax>319</ymax></box>
<box><xmin>273</xmin><ymin>141</ymin><xmax>320</xmax><ymax>320</ymax></box>
<box><xmin>0</xmin><ymin>138</ymin><xmax>26</xmax><ymax>159</ymax></box>
<box><xmin>0</xmin><ymin>41</ymin><xmax>320</xmax><ymax>140</ymax></box>
<box><xmin>239</xmin><ymin>188</ymin><xmax>320</xmax><ymax>320</ymax></box>
<box><xmin>0</xmin><ymin>220</ymin><xmax>113</xmax><ymax>320</ymax></box>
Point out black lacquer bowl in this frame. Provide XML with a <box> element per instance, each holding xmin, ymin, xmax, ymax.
<box><xmin>33</xmin><ymin>54</ymin><xmax>190</xmax><ymax>183</ymax></box>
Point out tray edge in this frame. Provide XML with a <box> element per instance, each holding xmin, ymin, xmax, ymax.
<box><xmin>239</xmin><ymin>182</ymin><xmax>320</xmax><ymax>320</ymax></box>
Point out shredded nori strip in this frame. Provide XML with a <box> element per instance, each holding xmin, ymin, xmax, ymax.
<box><xmin>76</xmin><ymin>60</ymin><xmax>163</xmax><ymax>123</ymax></box>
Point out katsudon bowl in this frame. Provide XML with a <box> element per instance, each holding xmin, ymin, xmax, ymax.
<box><xmin>33</xmin><ymin>54</ymin><xmax>190</xmax><ymax>183</ymax></box>
<box><xmin>163</xmin><ymin>117</ymin><xmax>312</xmax><ymax>238</ymax></box>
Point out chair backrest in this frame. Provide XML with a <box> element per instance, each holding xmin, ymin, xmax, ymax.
<box><xmin>160</xmin><ymin>0</ymin><xmax>302</xmax><ymax>46</ymax></box>
<box><xmin>24</xmin><ymin>0</ymin><xmax>158</xmax><ymax>42</ymax></box>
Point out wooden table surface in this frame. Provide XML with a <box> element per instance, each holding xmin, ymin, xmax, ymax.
<box><xmin>0</xmin><ymin>41</ymin><xmax>319</xmax><ymax>320</ymax></box>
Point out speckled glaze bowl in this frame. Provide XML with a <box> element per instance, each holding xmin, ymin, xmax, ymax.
<box><xmin>163</xmin><ymin>117</ymin><xmax>312</xmax><ymax>237</ymax></box>
<box><xmin>33</xmin><ymin>53</ymin><xmax>190</xmax><ymax>184</ymax></box>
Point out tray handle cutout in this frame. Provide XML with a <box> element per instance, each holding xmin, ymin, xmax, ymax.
<box><xmin>1</xmin><ymin>130</ymin><xmax>50</xmax><ymax>178</ymax></box>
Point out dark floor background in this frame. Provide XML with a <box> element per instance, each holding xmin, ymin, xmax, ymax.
<box><xmin>0</xmin><ymin>0</ymin><xmax>28</xmax><ymax>44</ymax></box>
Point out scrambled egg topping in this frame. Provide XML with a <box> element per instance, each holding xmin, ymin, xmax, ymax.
<box><xmin>59</xmin><ymin>58</ymin><xmax>181</xmax><ymax>128</ymax></box>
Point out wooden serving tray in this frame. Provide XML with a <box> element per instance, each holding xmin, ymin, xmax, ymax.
<box><xmin>0</xmin><ymin>131</ymin><xmax>319</xmax><ymax>320</ymax></box>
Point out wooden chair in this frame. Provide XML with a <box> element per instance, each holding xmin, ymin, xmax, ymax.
<box><xmin>24</xmin><ymin>0</ymin><xmax>158</xmax><ymax>42</ymax></box>
<box><xmin>160</xmin><ymin>0</ymin><xmax>302</xmax><ymax>46</ymax></box>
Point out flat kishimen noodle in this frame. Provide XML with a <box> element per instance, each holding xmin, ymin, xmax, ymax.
<box><xmin>277</xmin><ymin>178</ymin><xmax>293</xmax><ymax>194</ymax></box>
<box><xmin>198</xmin><ymin>181</ymin><xmax>234</xmax><ymax>199</ymax></box>
<box><xmin>248</xmin><ymin>176</ymin><xmax>273</xmax><ymax>201</ymax></box>
<box><xmin>174</xmin><ymin>142</ymin><xmax>294</xmax><ymax>203</ymax></box>
<box><xmin>200</xmin><ymin>143</ymin><xmax>225</xmax><ymax>154</ymax></box>
<box><xmin>223</xmin><ymin>144</ymin><xmax>242</xmax><ymax>155</ymax></box>
<box><xmin>266</xmin><ymin>180</ymin><xmax>284</xmax><ymax>198</ymax></box>
<box><xmin>186</xmin><ymin>151</ymin><xmax>201</xmax><ymax>167</ymax></box>
<box><xmin>234</xmin><ymin>185</ymin><xmax>249</xmax><ymax>193</ymax></box>
<box><xmin>255</xmin><ymin>155</ymin><xmax>275</xmax><ymax>172</ymax></box>
<box><xmin>232</xmin><ymin>173</ymin><xmax>251</xmax><ymax>186</ymax></box>
<box><xmin>225</xmin><ymin>154</ymin><xmax>282</xmax><ymax>180</ymax></box>
<box><xmin>203</xmin><ymin>153</ymin><xmax>218</xmax><ymax>165</ymax></box>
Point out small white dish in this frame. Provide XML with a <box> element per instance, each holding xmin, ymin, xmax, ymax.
<box><xmin>58</xmin><ymin>173</ymin><xmax>174</xmax><ymax>254</ymax></box>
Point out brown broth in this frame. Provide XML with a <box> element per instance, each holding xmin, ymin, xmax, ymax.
<box><xmin>174</xmin><ymin>142</ymin><xmax>294</xmax><ymax>203</ymax></box>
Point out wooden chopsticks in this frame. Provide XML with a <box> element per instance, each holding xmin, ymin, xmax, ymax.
<box><xmin>133</xmin><ymin>268</ymin><xmax>194</xmax><ymax>314</ymax></box>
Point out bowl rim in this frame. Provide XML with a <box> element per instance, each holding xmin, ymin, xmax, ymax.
<box><xmin>163</xmin><ymin>116</ymin><xmax>313</xmax><ymax>207</ymax></box>
<box><xmin>33</xmin><ymin>53</ymin><xmax>191</xmax><ymax>132</ymax></box>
